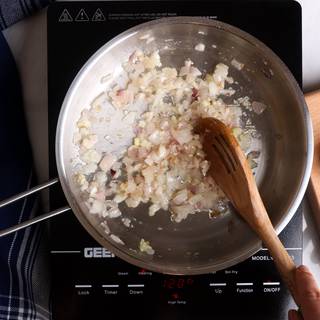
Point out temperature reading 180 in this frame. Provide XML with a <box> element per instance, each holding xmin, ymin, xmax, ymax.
<box><xmin>163</xmin><ymin>278</ymin><xmax>194</xmax><ymax>289</ymax></box>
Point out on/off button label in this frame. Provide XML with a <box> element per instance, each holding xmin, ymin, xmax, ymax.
<box><xmin>263</xmin><ymin>282</ymin><xmax>281</xmax><ymax>293</ymax></box>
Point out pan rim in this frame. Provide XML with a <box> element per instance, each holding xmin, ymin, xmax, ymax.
<box><xmin>55</xmin><ymin>16</ymin><xmax>313</xmax><ymax>275</ymax></box>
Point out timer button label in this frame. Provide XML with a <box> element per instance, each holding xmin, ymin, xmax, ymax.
<box><xmin>102</xmin><ymin>284</ymin><xmax>119</xmax><ymax>295</ymax></box>
<box><xmin>104</xmin><ymin>289</ymin><xmax>118</xmax><ymax>295</ymax></box>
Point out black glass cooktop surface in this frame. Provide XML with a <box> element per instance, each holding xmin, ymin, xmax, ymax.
<box><xmin>48</xmin><ymin>2</ymin><xmax>302</xmax><ymax>319</ymax></box>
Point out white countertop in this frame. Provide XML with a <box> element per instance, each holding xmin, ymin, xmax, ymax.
<box><xmin>297</xmin><ymin>0</ymin><xmax>320</xmax><ymax>92</ymax></box>
<box><xmin>2</xmin><ymin>0</ymin><xmax>320</xmax><ymax>286</ymax></box>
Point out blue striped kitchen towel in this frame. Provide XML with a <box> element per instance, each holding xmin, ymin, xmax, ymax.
<box><xmin>0</xmin><ymin>0</ymin><xmax>53</xmax><ymax>30</ymax></box>
<box><xmin>0</xmin><ymin>30</ymin><xmax>51</xmax><ymax>319</ymax></box>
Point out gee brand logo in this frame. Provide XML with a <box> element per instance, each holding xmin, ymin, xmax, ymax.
<box><xmin>84</xmin><ymin>247</ymin><xmax>115</xmax><ymax>258</ymax></box>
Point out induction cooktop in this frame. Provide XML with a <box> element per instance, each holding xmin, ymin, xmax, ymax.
<box><xmin>47</xmin><ymin>2</ymin><xmax>302</xmax><ymax>319</ymax></box>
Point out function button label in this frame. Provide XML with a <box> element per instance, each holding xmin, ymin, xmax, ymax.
<box><xmin>236</xmin><ymin>288</ymin><xmax>254</xmax><ymax>293</ymax></box>
<box><xmin>236</xmin><ymin>283</ymin><xmax>254</xmax><ymax>294</ymax></box>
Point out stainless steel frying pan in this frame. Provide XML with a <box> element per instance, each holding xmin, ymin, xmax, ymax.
<box><xmin>0</xmin><ymin>17</ymin><xmax>313</xmax><ymax>275</ymax></box>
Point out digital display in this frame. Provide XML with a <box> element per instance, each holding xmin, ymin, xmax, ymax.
<box><xmin>163</xmin><ymin>278</ymin><xmax>194</xmax><ymax>289</ymax></box>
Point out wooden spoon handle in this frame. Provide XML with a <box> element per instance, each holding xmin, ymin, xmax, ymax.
<box><xmin>244</xmin><ymin>171</ymin><xmax>299</xmax><ymax>304</ymax></box>
<box><xmin>255</xmin><ymin>214</ymin><xmax>298</xmax><ymax>304</ymax></box>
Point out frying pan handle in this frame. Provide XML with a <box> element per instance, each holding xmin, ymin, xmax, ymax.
<box><xmin>0</xmin><ymin>178</ymin><xmax>72</xmax><ymax>237</ymax></box>
<box><xmin>0</xmin><ymin>206</ymin><xmax>71</xmax><ymax>238</ymax></box>
<box><xmin>0</xmin><ymin>178</ymin><xmax>59</xmax><ymax>208</ymax></box>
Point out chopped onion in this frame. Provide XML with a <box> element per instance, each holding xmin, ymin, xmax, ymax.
<box><xmin>149</xmin><ymin>203</ymin><xmax>161</xmax><ymax>216</ymax></box>
<box><xmin>172</xmin><ymin>189</ymin><xmax>188</xmax><ymax>205</ymax></box>
<box><xmin>99</xmin><ymin>154</ymin><xmax>116</xmax><ymax>172</ymax></box>
<box><xmin>194</xmin><ymin>43</ymin><xmax>205</xmax><ymax>52</ymax></box>
<box><xmin>74</xmin><ymin>50</ymin><xmax>261</xmax><ymax>227</ymax></box>
<box><xmin>110</xmin><ymin>234</ymin><xmax>125</xmax><ymax>245</ymax></box>
<box><xmin>252</xmin><ymin>101</ymin><xmax>267</xmax><ymax>115</ymax></box>
<box><xmin>171</xmin><ymin>128</ymin><xmax>193</xmax><ymax>145</ymax></box>
<box><xmin>231</xmin><ymin>58</ymin><xmax>244</xmax><ymax>70</ymax></box>
<box><xmin>81</xmin><ymin>149</ymin><xmax>101</xmax><ymax>164</ymax></box>
<box><xmin>139</xmin><ymin>239</ymin><xmax>155</xmax><ymax>255</ymax></box>
<box><xmin>107</xmin><ymin>207</ymin><xmax>122</xmax><ymax>218</ymax></box>
<box><xmin>89</xmin><ymin>200</ymin><xmax>105</xmax><ymax>215</ymax></box>
<box><xmin>171</xmin><ymin>204</ymin><xmax>195</xmax><ymax>222</ymax></box>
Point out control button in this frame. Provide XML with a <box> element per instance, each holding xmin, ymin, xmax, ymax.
<box><xmin>209</xmin><ymin>283</ymin><xmax>227</xmax><ymax>287</ymax></box>
<box><xmin>128</xmin><ymin>284</ymin><xmax>144</xmax><ymax>295</ymax></box>
<box><xmin>102</xmin><ymin>284</ymin><xmax>120</xmax><ymax>288</ymax></box>
<box><xmin>102</xmin><ymin>285</ymin><xmax>119</xmax><ymax>295</ymax></box>
<box><xmin>128</xmin><ymin>284</ymin><xmax>144</xmax><ymax>288</ymax></box>
<box><xmin>236</xmin><ymin>283</ymin><xmax>254</xmax><ymax>294</ymax></box>
<box><xmin>263</xmin><ymin>282</ymin><xmax>281</xmax><ymax>293</ymax></box>
<box><xmin>209</xmin><ymin>283</ymin><xmax>227</xmax><ymax>295</ymax></box>
<box><xmin>117</xmin><ymin>271</ymin><xmax>129</xmax><ymax>276</ymax></box>
<box><xmin>263</xmin><ymin>282</ymin><xmax>280</xmax><ymax>286</ymax></box>
<box><xmin>75</xmin><ymin>284</ymin><xmax>92</xmax><ymax>296</ymax></box>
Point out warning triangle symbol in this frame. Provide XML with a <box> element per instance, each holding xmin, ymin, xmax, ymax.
<box><xmin>59</xmin><ymin>9</ymin><xmax>73</xmax><ymax>22</ymax></box>
<box><xmin>75</xmin><ymin>9</ymin><xmax>89</xmax><ymax>22</ymax></box>
<box><xmin>92</xmin><ymin>8</ymin><xmax>106</xmax><ymax>21</ymax></box>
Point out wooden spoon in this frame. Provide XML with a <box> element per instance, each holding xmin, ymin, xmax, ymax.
<box><xmin>196</xmin><ymin>117</ymin><xmax>298</xmax><ymax>303</ymax></box>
